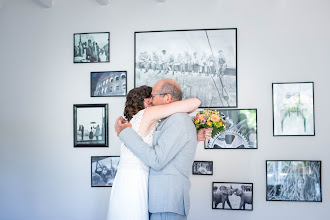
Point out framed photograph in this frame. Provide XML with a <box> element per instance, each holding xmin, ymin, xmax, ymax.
<box><xmin>192</xmin><ymin>161</ymin><xmax>213</xmax><ymax>175</ymax></box>
<box><xmin>91</xmin><ymin>156</ymin><xmax>120</xmax><ymax>187</ymax></box>
<box><xmin>134</xmin><ymin>28</ymin><xmax>237</xmax><ymax>108</ymax></box>
<box><xmin>74</xmin><ymin>32</ymin><xmax>110</xmax><ymax>63</ymax></box>
<box><xmin>73</xmin><ymin>104</ymin><xmax>108</xmax><ymax>147</ymax></box>
<box><xmin>272</xmin><ymin>82</ymin><xmax>315</xmax><ymax>136</ymax></box>
<box><xmin>205</xmin><ymin>109</ymin><xmax>257</xmax><ymax>149</ymax></box>
<box><xmin>266</xmin><ymin>160</ymin><xmax>322</xmax><ymax>202</ymax></box>
<box><xmin>212</xmin><ymin>182</ymin><xmax>253</xmax><ymax>210</ymax></box>
<box><xmin>91</xmin><ymin>71</ymin><xmax>127</xmax><ymax>97</ymax></box>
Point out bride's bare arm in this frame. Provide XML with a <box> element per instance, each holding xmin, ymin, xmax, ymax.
<box><xmin>138</xmin><ymin>98</ymin><xmax>200</xmax><ymax>136</ymax></box>
<box><xmin>147</xmin><ymin>98</ymin><xmax>200</xmax><ymax>122</ymax></box>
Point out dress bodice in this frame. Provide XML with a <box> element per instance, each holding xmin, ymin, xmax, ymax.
<box><xmin>119</xmin><ymin>109</ymin><xmax>154</xmax><ymax>171</ymax></box>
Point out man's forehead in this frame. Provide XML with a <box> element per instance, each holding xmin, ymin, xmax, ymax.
<box><xmin>153</xmin><ymin>82</ymin><xmax>162</xmax><ymax>91</ymax></box>
<box><xmin>151</xmin><ymin>87</ymin><xmax>156</xmax><ymax>93</ymax></box>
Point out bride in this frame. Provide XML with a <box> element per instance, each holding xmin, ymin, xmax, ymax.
<box><xmin>107</xmin><ymin>85</ymin><xmax>203</xmax><ymax>220</ymax></box>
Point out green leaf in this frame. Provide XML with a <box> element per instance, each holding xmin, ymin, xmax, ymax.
<box><xmin>212</xmin><ymin>126</ymin><xmax>225</xmax><ymax>137</ymax></box>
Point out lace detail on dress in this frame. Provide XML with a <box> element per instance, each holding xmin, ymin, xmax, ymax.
<box><xmin>119</xmin><ymin>109</ymin><xmax>154</xmax><ymax>171</ymax></box>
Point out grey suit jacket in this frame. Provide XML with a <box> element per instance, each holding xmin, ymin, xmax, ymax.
<box><xmin>119</xmin><ymin>112</ymin><xmax>197</xmax><ymax>215</ymax></box>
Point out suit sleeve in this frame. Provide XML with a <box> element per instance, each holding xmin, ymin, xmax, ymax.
<box><xmin>119</xmin><ymin>114</ymin><xmax>190</xmax><ymax>170</ymax></box>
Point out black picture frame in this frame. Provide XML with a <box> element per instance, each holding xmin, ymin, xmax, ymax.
<box><xmin>91</xmin><ymin>71</ymin><xmax>127</xmax><ymax>97</ymax></box>
<box><xmin>212</xmin><ymin>182</ymin><xmax>253</xmax><ymax>211</ymax></box>
<box><xmin>74</xmin><ymin>32</ymin><xmax>110</xmax><ymax>63</ymax></box>
<box><xmin>272</xmin><ymin>82</ymin><xmax>315</xmax><ymax>136</ymax></box>
<box><xmin>91</xmin><ymin>156</ymin><xmax>120</xmax><ymax>187</ymax></box>
<box><xmin>134</xmin><ymin>28</ymin><xmax>237</xmax><ymax>108</ymax></box>
<box><xmin>192</xmin><ymin>161</ymin><xmax>213</xmax><ymax>175</ymax></box>
<box><xmin>204</xmin><ymin>108</ymin><xmax>258</xmax><ymax>149</ymax></box>
<box><xmin>73</xmin><ymin>104</ymin><xmax>108</xmax><ymax>147</ymax></box>
<box><xmin>266</xmin><ymin>160</ymin><xmax>322</xmax><ymax>202</ymax></box>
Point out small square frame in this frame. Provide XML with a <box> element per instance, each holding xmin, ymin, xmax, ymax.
<box><xmin>91</xmin><ymin>71</ymin><xmax>127</xmax><ymax>97</ymax></box>
<box><xmin>192</xmin><ymin>161</ymin><xmax>213</xmax><ymax>175</ymax></box>
<box><xmin>266</xmin><ymin>160</ymin><xmax>322</xmax><ymax>202</ymax></box>
<box><xmin>91</xmin><ymin>156</ymin><xmax>120</xmax><ymax>187</ymax></box>
<box><xmin>272</xmin><ymin>82</ymin><xmax>315</xmax><ymax>136</ymax></box>
<box><xmin>73</xmin><ymin>104</ymin><xmax>108</xmax><ymax>147</ymax></box>
<box><xmin>205</xmin><ymin>108</ymin><xmax>258</xmax><ymax>149</ymax></box>
<box><xmin>74</xmin><ymin>32</ymin><xmax>110</xmax><ymax>63</ymax></box>
<box><xmin>212</xmin><ymin>182</ymin><xmax>253</xmax><ymax>210</ymax></box>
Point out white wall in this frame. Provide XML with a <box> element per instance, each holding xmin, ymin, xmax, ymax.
<box><xmin>0</xmin><ymin>0</ymin><xmax>329</xmax><ymax>219</ymax></box>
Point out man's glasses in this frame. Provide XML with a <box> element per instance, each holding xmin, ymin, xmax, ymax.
<box><xmin>151</xmin><ymin>93</ymin><xmax>168</xmax><ymax>97</ymax></box>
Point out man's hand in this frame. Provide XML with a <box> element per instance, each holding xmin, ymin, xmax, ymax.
<box><xmin>114</xmin><ymin>116</ymin><xmax>132</xmax><ymax>136</ymax></box>
<box><xmin>197</xmin><ymin>128</ymin><xmax>213</xmax><ymax>142</ymax></box>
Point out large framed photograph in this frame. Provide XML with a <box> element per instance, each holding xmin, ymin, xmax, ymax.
<box><xmin>91</xmin><ymin>71</ymin><xmax>127</xmax><ymax>97</ymax></box>
<box><xmin>192</xmin><ymin>161</ymin><xmax>213</xmax><ymax>175</ymax></box>
<box><xmin>74</xmin><ymin>32</ymin><xmax>110</xmax><ymax>63</ymax></box>
<box><xmin>205</xmin><ymin>109</ymin><xmax>257</xmax><ymax>149</ymax></box>
<box><xmin>272</xmin><ymin>82</ymin><xmax>315</xmax><ymax>136</ymax></box>
<box><xmin>213</xmin><ymin>182</ymin><xmax>253</xmax><ymax>210</ymax></box>
<box><xmin>73</xmin><ymin>104</ymin><xmax>108</xmax><ymax>147</ymax></box>
<box><xmin>266</xmin><ymin>160</ymin><xmax>322</xmax><ymax>202</ymax></box>
<box><xmin>135</xmin><ymin>28</ymin><xmax>237</xmax><ymax>108</ymax></box>
<box><xmin>91</xmin><ymin>156</ymin><xmax>120</xmax><ymax>187</ymax></box>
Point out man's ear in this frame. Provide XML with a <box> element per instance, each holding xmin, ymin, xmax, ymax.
<box><xmin>167</xmin><ymin>94</ymin><xmax>173</xmax><ymax>103</ymax></box>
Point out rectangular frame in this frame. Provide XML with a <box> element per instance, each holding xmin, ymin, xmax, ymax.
<box><xmin>91</xmin><ymin>71</ymin><xmax>127</xmax><ymax>97</ymax></box>
<box><xmin>192</xmin><ymin>161</ymin><xmax>213</xmax><ymax>175</ymax></box>
<box><xmin>212</xmin><ymin>182</ymin><xmax>253</xmax><ymax>211</ymax></box>
<box><xmin>74</xmin><ymin>32</ymin><xmax>110</xmax><ymax>63</ymax></box>
<box><xmin>205</xmin><ymin>109</ymin><xmax>258</xmax><ymax>149</ymax></box>
<box><xmin>134</xmin><ymin>28</ymin><xmax>237</xmax><ymax>108</ymax></box>
<box><xmin>73</xmin><ymin>104</ymin><xmax>108</xmax><ymax>147</ymax></box>
<box><xmin>266</xmin><ymin>160</ymin><xmax>322</xmax><ymax>202</ymax></box>
<box><xmin>272</xmin><ymin>82</ymin><xmax>315</xmax><ymax>136</ymax></box>
<box><xmin>91</xmin><ymin>156</ymin><xmax>120</xmax><ymax>187</ymax></box>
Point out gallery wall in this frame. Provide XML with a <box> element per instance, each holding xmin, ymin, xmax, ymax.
<box><xmin>0</xmin><ymin>0</ymin><xmax>329</xmax><ymax>219</ymax></box>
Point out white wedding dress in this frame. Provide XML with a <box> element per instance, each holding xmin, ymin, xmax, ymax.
<box><xmin>107</xmin><ymin>109</ymin><xmax>154</xmax><ymax>220</ymax></box>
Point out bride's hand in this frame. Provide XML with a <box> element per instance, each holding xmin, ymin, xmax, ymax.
<box><xmin>115</xmin><ymin>116</ymin><xmax>132</xmax><ymax>136</ymax></box>
<box><xmin>197</xmin><ymin>128</ymin><xmax>213</xmax><ymax>142</ymax></box>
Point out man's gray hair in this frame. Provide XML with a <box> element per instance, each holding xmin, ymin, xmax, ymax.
<box><xmin>159</xmin><ymin>82</ymin><xmax>182</xmax><ymax>101</ymax></box>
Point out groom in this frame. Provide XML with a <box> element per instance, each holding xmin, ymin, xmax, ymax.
<box><xmin>115</xmin><ymin>79</ymin><xmax>209</xmax><ymax>220</ymax></box>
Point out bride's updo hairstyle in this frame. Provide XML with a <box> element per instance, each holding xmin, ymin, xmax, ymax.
<box><xmin>124</xmin><ymin>85</ymin><xmax>152</xmax><ymax>121</ymax></box>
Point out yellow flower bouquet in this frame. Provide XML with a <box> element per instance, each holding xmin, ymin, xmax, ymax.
<box><xmin>193</xmin><ymin>109</ymin><xmax>226</xmax><ymax>137</ymax></box>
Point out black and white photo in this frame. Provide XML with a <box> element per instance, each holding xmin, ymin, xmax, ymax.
<box><xmin>91</xmin><ymin>71</ymin><xmax>127</xmax><ymax>97</ymax></box>
<box><xmin>91</xmin><ymin>156</ymin><xmax>120</xmax><ymax>187</ymax></box>
<box><xmin>73</xmin><ymin>104</ymin><xmax>108</xmax><ymax>147</ymax></box>
<box><xmin>266</xmin><ymin>160</ymin><xmax>322</xmax><ymax>202</ymax></box>
<box><xmin>206</xmin><ymin>109</ymin><xmax>257</xmax><ymax>149</ymax></box>
<box><xmin>135</xmin><ymin>28</ymin><xmax>237</xmax><ymax>108</ymax></box>
<box><xmin>74</xmin><ymin>32</ymin><xmax>110</xmax><ymax>63</ymax></box>
<box><xmin>272</xmin><ymin>82</ymin><xmax>315</xmax><ymax>136</ymax></box>
<box><xmin>192</xmin><ymin>161</ymin><xmax>213</xmax><ymax>175</ymax></box>
<box><xmin>213</xmin><ymin>182</ymin><xmax>253</xmax><ymax>210</ymax></box>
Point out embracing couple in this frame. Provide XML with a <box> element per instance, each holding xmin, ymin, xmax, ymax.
<box><xmin>107</xmin><ymin>79</ymin><xmax>212</xmax><ymax>220</ymax></box>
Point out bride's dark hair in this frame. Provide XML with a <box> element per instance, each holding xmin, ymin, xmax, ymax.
<box><xmin>124</xmin><ymin>85</ymin><xmax>152</xmax><ymax>121</ymax></box>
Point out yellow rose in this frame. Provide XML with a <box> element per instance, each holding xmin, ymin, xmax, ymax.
<box><xmin>194</xmin><ymin>120</ymin><xmax>198</xmax><ymax>125</ymax></box>
<box><xmin>210</xmin><ymin>114</ymin><xmax>220</xmax><ymax>122</ymax></box>
<box><xmin>206</xmin><ymin>121</ymin><xmax>212</xmax><ymax>127</ymax></box>
<box><xmin>219</xmin><ymin>122</ymin><xmax>223</xmax><ymax>127</ymax></box>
